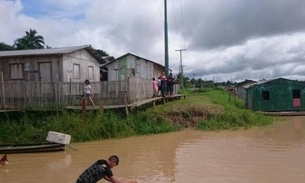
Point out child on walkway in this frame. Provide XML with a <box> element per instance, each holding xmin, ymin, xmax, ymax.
<box><xmin>84</xmin><ymin>80</ymin><xmax>95</xmax><ymax>107</ymax></box>
<box><xmin>152</xmin><ymin>78</ymin><xmax>159</xmax><ymax>97</ymax></box>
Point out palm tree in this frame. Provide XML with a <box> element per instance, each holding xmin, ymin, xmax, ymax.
<box><xmin>14</xmin><ymin>29</ymin><xmax>45</xmax><ymax>50</ymax></box>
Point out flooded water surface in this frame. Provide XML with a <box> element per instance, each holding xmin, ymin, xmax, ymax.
<box><xmin>1</xmin><ymin>117</ymin><xmax>305</xmax><ymax>183</ymax></box>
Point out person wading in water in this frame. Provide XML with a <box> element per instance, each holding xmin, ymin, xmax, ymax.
<box><xmin>76</xmin><ymin>155</ymin><xmax>137</xmax><ymax>183</ymax></box>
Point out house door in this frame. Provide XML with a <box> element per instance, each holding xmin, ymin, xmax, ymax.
<box><xmin>39</xmin><ymin>62</ymin><xmax>52</xmax><ymax>97</ymax></box>
<box><xmin>136</xmin><ymin>59</ymin><xmax>141</xmax><ymax>77</ymax></box>
<box><xmin>292</xmin><ymin>89</ymin><xmax>301</xmax><ymax>107</ymax></box>
<box><xmin>39</xmin><ymin>62</ymin><xmax>52</xmax><ymax>81</ymax></box>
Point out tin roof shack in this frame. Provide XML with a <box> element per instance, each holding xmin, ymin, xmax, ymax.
<box><xmin>100</xmin><ymin>53</ymin><xmax>166</xmax><ymax>105</ymax></box>
<box><xmin>235</xmin><ymin>79</ymin><xmax>257</xmax><ymax>100</ymax></box>
<box><xmin>103</xmin><ymin>53</ymin><xmax>165</xmax><ymax>81</ymax></box>
<box><xmin>0</xmin><ymin>45</ymin><xmax>103</xmax><ymax>108</ymax></box>
<box><xmin>245</xmin><ymin>78</ymin><xmax>305</xmax><ymax>112</ymax></box>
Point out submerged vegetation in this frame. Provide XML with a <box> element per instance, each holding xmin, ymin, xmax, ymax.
<box><xmin>0</xmin><ymin>88</ymin><xmax>273</xmax><ymax>144</ymax></box>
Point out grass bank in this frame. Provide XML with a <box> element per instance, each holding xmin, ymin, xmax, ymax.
<box><xmin>0</xmin><ymin>111</ymin><xmax>178</xmax><ymax>144</ymax></box>
<box><xmin>0</xmin><ymin>88</ymin><xmax>273</xmax><ymax>144</ymax></box>
<box><xmin>196</xmin><ymin>89</ymin><xmax>273</xmax><ymax>130</ymax></box>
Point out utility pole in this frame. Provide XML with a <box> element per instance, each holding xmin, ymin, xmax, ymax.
<box><xmin>164</xmin><ymin>0</ymin><xmax>169</xmax><ymax>76</ymax></box>
<box><xmin>176</xmin><ymin>48</ymin><xmax>186</xmax><ymax>88</ymax></box>
<box><xmin>193</xmin><ymin>73</ymin><xmax>196</xmax><ymax>91</ymax></box>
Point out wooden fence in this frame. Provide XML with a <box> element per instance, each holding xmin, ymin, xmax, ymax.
<box><xmin>0</xmin><ymin>78</ymin><xmax>180</xmax><ymax>109</ymax></box>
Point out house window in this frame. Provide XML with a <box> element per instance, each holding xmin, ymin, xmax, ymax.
<box><xmin>293</xmin><ymin>89</ymin><xmax>301</xmax><ymax>98</ymax></box>
<box><xmin>73</xmin><ymin>64</ymin><xmax>80</xmax><ymax>79</ymax></box>
<box><xmin>88</xmin><ymin>66</ymin><xmax>94</xmax><ymax>80</ymax></box>
<box><xmin>262</xmin><ymin>91</ymin><xmax>270</xmax><ymax>100</ymax></box>
<box><xmin>10</xmin><ymin>63</ymin><xmax>24</xmax><ymax>79</ymax></box>
<box><xmin>127</xmin><ymin>68</ymin><xmax>135</xmax><ymax>77</ymax></box>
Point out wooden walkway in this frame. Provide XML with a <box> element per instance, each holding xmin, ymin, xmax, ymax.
<box><xmin>65</xmin><ymin>94</ymin><xmax>186</xmax><ymax>111</ymax></box>
<box><xmin>258</xmin><ymin>111</ymin><xmax>305</xmax><ymax>116</ymax></box>
<box><xmin>0</xmin><ymin>94</ymin><xmax>186</xmax><ymax>114</ymax></box>
<box><xmin>0</xmin><ymin>109</ymin><xmax>18</xmax><ymax>113</ymax></box>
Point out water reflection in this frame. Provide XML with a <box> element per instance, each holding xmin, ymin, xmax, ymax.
<box><xmin>1</xmin><ymin>117</ymin><xmax>305</xmax><ymax>183</ymax></box>
<box><xmin>48</xmin><ymin>154</ymin><xmax>72</xmax><ymax>172</ymax></box>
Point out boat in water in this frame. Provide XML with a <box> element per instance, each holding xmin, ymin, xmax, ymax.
<box><xmin>0</xmin><ymin>143</ymin><xmax>65</xmax><ymax>154</ymax></box>
<box><xmin>0</xmin><ymin>131</ymin><xmax>71</xmax><ymax>154</ymax></box>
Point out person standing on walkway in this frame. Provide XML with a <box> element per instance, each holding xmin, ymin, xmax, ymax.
<box><xmin>76</xmin><ymin>155</ymin><xmax>137</xmax><ymax>183</ymax></box>
<box><xmin>158</xmin><ymin>76</ymin><xmax>161</xmax><ymax>96</ymax></box>
<box><xmin>167</xmin><ymin>72</ymin><xmax>175</xmax><ymax>96</ymax></box>
<box><xmin>152</xmin><ymin>78</ymin><xmax>159</xmax><ymax>97</ymax></box>
<box><xmin>160</xmin><ymin>72</ymin><xmax>167</xmax><ymax>97</ymax></box>
<box><xmin>84</xmin><ymin>80</ymin><xmax>95</xmax><ymax>107</ymax></box>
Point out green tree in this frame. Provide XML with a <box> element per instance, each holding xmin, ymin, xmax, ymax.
<box><xmin>175</xmin><ymin>73</ymin><xmax>192</xmax><ymax>88</ymax></box>
<box><xmin>197</xmin><ymin>78</ymin><xmax>203</xmax><ymax>88</ymax></box>
<box><xmin>94</xmin><ymin>49</ymin><xmax>108</xmax><ymax>58</ymax></box>
<box><xmin>184</xmin><ymin>76</ymin><xmax>191</xmax><ymax>88</ymax></box>
<box><xmin>226</xmin><ymin>80</ymin><xmax>233</xmax><ymax>86</ymax></box>
<box><xmin>91</xmin><ymin>48</ymin><xmax>109</xmax><ymax>64</ymax></box>
<box><xmin>0</xmin><ymin>42</ymin><xmax>14</xmax><ymax>51</ymax></box>
<box><xmin>14</xmin><ymin>29</ymin><xmax>45</xmax><ymax>50</ymax></box>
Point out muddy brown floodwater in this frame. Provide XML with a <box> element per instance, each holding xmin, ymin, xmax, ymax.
<box><xmin>1</xmin><ymin>116</ymin><xmax>305</xmax><ymax>183</ymax></box>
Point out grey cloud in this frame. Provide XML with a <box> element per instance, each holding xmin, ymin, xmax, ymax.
<box><xmin>181</xmin><ymin>0</ymin><xmax>305</xmax><ymax>50</ymax></box>
<box><xmin>83</xmin><ymin>1</ymin><xmax>163</xmax><ymax>57</ymax></box>
<box><xmin>185</xmin><ymin>32</ymin><xmax>305</xmax><ymax>81</ymax></box>
<box><xmin>3</xmin><ymin>0</ymin><xmax>305</xmax><ymax>82</ymax></box>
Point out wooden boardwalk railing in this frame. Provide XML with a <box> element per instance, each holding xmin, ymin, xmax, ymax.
<box><xmin>65</xmin><ymin>94</ymin><xmax>186</xmax><ymax>116</ymax></box>
<box><xmin>0</xmin><ymin>78</ymin><xmax>180</xmax><ymax>110</ymax></box>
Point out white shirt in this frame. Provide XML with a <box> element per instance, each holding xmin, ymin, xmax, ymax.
<box><xmin>84</xmin><ymin>85</ymin><xmax>91</xmax><ymax>94</ymax></box>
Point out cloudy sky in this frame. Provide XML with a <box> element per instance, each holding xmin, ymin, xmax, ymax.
<box><xmin>1</xmin><ymin>0</ymin><xmax>305</xmax><ymax>82</ymax></box>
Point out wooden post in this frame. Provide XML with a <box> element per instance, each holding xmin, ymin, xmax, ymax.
<box><xmin>82</xmin><ymin>97</ymin><xmax>86</xmax><ymax>117</ymax></box>
<box><xmin>1</xmin><ymin>72</ymin><xmax>5</xmax><ymax>109</ymax></box>
<box><xmin>234</xmin><ymin>88</ymin><xmax>237</xmax><ymax>105</ymax></box>
<box><xmin>69</xmin><ymin>78</ymin><xmax>72</xmax><ymax>105</ymax></box>
<box><xmin>99</xmin><ymin>99</ymin><xmax>104</xmax><ymax>117</ymax></box>
<box><xmin>124</xmin><ymin>94</ymin><xmax>129</xmax><ymax>117</ymax></box>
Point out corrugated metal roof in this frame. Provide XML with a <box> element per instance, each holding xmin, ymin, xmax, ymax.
<box><xmin>242</xmin><ymin>78</ymin><xmax>302</xmax><ymax>89</ymax></box>
<box><xmin>0</xmin><ymin>45</ymin><xmax>90</xmax><ymax>57</ymax></box>
<box><xmin>243</xmin><ymin>79</ymin><xmax>276</xmax><ymax>89</ymax></box>
<box><xmin>102</xmin><ymin>52</ymin><xmax>165</xmax><ymax>69</ymax></box>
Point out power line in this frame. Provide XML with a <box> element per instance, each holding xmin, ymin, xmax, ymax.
<box><xmin>171</xmin><ymin>0</ymin><xmax>179</xmax><ymax>39</ymax></box>
<box><xmin>155</xmin><ymin>0</ymin><xmax>163</xmax><ymax>20</ymax></box>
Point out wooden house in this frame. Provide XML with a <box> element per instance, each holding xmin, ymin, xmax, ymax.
<box><xmin>245</xmin><ymin>78</ymin><xmax>305</xmax><ymax>112</ymax></box>
<box><xmin>0</xmin><ymin>45</ymin><xmax>104</xmax><ymax>107</ymax></box>
<box><xmin>98</xmin><ymin>53</ymin><xmax>167</xmax><ymax>105</ymax></box>
<box><xmin>0</xmin><ymin>45</ymin><xmax>103</xmax><ymax>83</ymax></box>
<box><xmin>103</xmin><ymin>53</ymin><xmax>165</xmax><ymax>81</ymax></box>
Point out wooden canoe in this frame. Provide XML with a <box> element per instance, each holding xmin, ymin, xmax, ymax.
<box><xmin>0</xmin><ymin>143</ymin><xmax>65</xmax><ymax>154</ymax></box>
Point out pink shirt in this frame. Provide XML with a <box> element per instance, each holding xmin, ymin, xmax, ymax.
<box><xmin>152</xmin><ymin>80</ymin><xmax>158</xmax><ymax>88</ymax></box>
